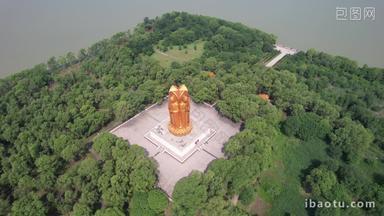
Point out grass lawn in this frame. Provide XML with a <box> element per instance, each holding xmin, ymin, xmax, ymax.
<box><xmin>151</xmin><ymin>41</ymin><xmax>205</xmax><ymax>68</ymax></box>
<box><xmin>255</xmin><ymin>133</ymin><xmax>330</xmax><ymax>216</ymax></box>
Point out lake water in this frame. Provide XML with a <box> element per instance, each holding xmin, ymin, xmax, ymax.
<box><xmin>0</xmin><ymin>0</ymin><xmax>383</xmax><ymax>78</ymax></box>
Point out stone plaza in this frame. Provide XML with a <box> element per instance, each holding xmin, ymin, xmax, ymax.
<box><xmin>110</xmin><ymin>101</ymin><xmax>240</xmax><ymax>196</ymax></box>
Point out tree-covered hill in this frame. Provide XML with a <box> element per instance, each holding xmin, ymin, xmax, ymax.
<box><xmin>0</xmin><ymin>12</ymin><xmax>383</xmax><ymax>216</ymax></box>
<box><xmin>277</xmin><ymin>50</ymin><xmax>384</xmax><ymax>151</ymax></box>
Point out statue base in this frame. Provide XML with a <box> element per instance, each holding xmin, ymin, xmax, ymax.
<box><xmin>168</xmin><ymin>123</ymin><xmax>192</xmax><ymax>136</ymax></box>
<box><xmin>145</xmin><ymin>118</ymin><xmax>215</xmax><ymax>162</ymax></box>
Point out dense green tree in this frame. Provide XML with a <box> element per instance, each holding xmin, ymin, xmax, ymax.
<box><xmin>200</xmin><ymin>196</ymin><xmax>233</xmax><ymax>216</ymax></box>
<box><xmin>147</xmin><ymin>189</ymin><xmax>168</xmax><ymax>213</ymax></box>
<box><xmin>11</xmin><ymin>193</ymin><xmax>47</xmax><ymax>216</ymax></box>
<box><xmin>61</xmin><ymin>143</ymin><xmax>82</xmax><ymax>162</ymax></box>
<box><xmin>172</xmin><ymin>172</ymin><xmax>208</xmax><ymax>216</ymax></box>
<box><xmin>93</xmin><ymin>133</ymin><xmax>117</xmax><ymax>160</ymax></box>
<box><xmin>167</xmin><ymin>28</ymin><xmax>195</xmax><ymax>45</ymax></box>
<box><xmin>305</xmin><ymin>167</ymin><xmax>337</xmax><ymax>199</ymax></box>
<box><xmin>329</xmin><ymin>118</ymin><xmax>374</xmax><ymax>163</ymax></box>
<box><xmin>283</xmin><ymin>112</ymin><xmax>331</xmax><ymax>141</ymax></box>
<box><xmin>114</xmin><ymin>101</ymin><xmax>133</xmax><ymax>122</ymax></box>
<box><xmin>277</xmin><ymin>50</ymin><xmax>384</xmax><ymax>150</ymax></box>
<box><xmin>35</xmin><ymin>155</ymin><xmax>60</xmax><ymax>189</ymax></box>
<box><xmin>52</xmin><ymin>134</ymin><xmax>80</xmax><ymax>159</ymax></box>
<box><xmin>217</xmin><ymin>84</ymin><xmax>259</xmax><ymax>122</ymax></box>
<box><xmin>360</xmin><ymin>183</ymin><xmax>384</xmax><ymax>214</ymax></box>
<box><xmin>336</xmin><ymin>165</ymin><xmax>365</xmax><ymax>196</ymax></box>
<box><xmin>72</xmin><ymin>203</ymin><xmax>93</xmax><ymax>216</ymax></box>
<box><xmin>129</xmin><ymin>192</ymin><xmax>156</xmax><ymax>216</ymax></box>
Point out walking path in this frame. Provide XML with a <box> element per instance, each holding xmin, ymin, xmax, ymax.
<box><xmin>265</xmin><ymin>44</ymin><xmax>298</xmax><ymax>67</ymax></box>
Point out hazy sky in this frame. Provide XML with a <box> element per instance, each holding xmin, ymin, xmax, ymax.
<box><xmin>0</xmin><ymin>0</ymin><xmax>383</xmax><ymax>77</ymax></box>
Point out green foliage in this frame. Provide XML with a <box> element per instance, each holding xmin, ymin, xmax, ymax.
<box><xmin>315</xmin><ymin>207</ymin><xmax>341</xmax><ymax>216</ymax></box>
<box><xmin>276</xmin><ymin>49</ymin><xmax>384</xmax><ymax>215</ymax></box>
<box><xmin>128</xmin><ymin>32</ymin><xmax>155</xmax><ymax>56</ymax></box>
<box><xmin>94</xmin><ymin>207</ymin><xmax>125</xmax><ymax>216</ymax></box>
<box><xmin>93</xmin><ymin>132</ymin><xmax>117</xmax><ymax>160</ymax></box>
<box><xmin>0</xmin><ymin>11</ymin><xmax>383</xmax><ymax>216</ymax></box>
<box><xmin>147</xmin><ymin>189</ymin><xmax>168</xmax><ymax>213</ymax></box>
<box><xmin>129</xmin><ymin>192</ymin><xmax>156</xmax><ymax>216</ymax></box>
<box><xmin>127</xmin><ymin>190</ymin><xmax>168</xmax><ymax>215</ymax></box>
<box><xmin>225</xmin><ymin>117</ymin><xmax>276</xmax><ymax>168</ymax></box>
<box><xmin>172</xmin><ymin>172</ymin><xmax>208</xmax><ymax>216</ymax></box>
<box><xmin>113</xmin><ymin>100</ymin><xmax>132</xmax><ymax>121</ymax></box>
<box><xmin>277</xmin><ymin>50</ymin><xmax>384</xmax><ymax>149</ymax></box>
<box><xmin>168</xmin><ymin>28</ymin><xmax>195</xmax><ymax>45</ymax></box>
<box><xmin>97</xmin><ymin>139</ymin><xmax>156</xmax><ymax>210</ymax></box>
<box><xmin>0</xmin><ymin>198</ymin><xmax>10</xmax><ymax>216</ymax></box>
<box><xmin>336</xmin><ymin>165</ymin><xmax>365</xmax><ymax>196</ymax></box>
<box><xmin>305</xmin><ymin>167</ymin><xmax>337</xmax><ymax>199</ymax></box>
<box><xmin>35</xmin><ymin>155</ymin><xmax>60</xmax><ymax>189</ymax></box>
<box><xmin>203</xmin><ymin>57</ymin><xmax>218</xmax><ymax>71</ymax></box>
<box><xmin>239</xmin><ymin>186</ymin><xmax>255</xmax><ymax>205</ymax></box>
<box><xmin>259</xmin><ymin>178</ymin><xmax>282</xmax><ymax>201</ymax></box>
<box><xmin>329</xmin><ymin>118</ymin><xmax>374</xmax><ymax>163</ymax></box>
<box><xmin>52</xmin><ymin>134</ymin><xmax>82</xmax><ymax>161</ymax></box>
<box><xmin>11</xmin><ymin>193</ymin><xmax>47</xmax><ymax>216</ymax></box>
<box><xmin>200</xmin><ymin>196</ymin><xmax>244</xmax><ymax>216</ymax></box>
<box><xmin>217</xmin><ymin>83</ymin><xmax>259</xmax><ymax>122</ymax></box>
<box><xmin>283</xmin><ymin>112</ymin><xmax>331</xmax><ymax>141</ymax></box>
<box><xmin>188</xmin><ymin>73</ymin><xmax>222</xmax><ymax>103</ymax></box>
<box><xmin>72</xmin><ymin>203</ymin><xmax>93</xmax><ymax>216</ymax></box>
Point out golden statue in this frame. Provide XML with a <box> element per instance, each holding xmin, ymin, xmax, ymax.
<box><xmin>168</xmin><ymin>84</ymin><xmax>192</xmax><ymax>136</ymax></box>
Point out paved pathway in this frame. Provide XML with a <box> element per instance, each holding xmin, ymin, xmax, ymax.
<box><xmin>265</xmin><ymin>44</ymin><xmax>298</xmax><ymax>67</ymax></box>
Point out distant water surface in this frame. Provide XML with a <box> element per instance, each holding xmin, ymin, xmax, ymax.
<box><xmin>0</xmin><ymin>0</ymin><xmax>383</xmax><ymax>78</ymax></box>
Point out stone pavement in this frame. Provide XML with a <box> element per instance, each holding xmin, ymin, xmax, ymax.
<box><xmin>110</xmin><ymin>101</ymin><xmax>240</xmax><ymax>196</ymax></box>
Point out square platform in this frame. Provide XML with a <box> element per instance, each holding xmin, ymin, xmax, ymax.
<box><xmin>110</xmin><ymin>100</ymin><xmax>240</xmax><ymax>196</ymax></box>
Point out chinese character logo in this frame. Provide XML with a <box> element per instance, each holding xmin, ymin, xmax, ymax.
<box><xmin>350</xmin><ymin>7</ymin><xmax>362</xmax><ymax>21</ymax></box>
<box><xmin>364</xmin><ymin>7</ymin><xmax>375</xmax><ymax>21</ymax></box>
<box><xmin>336</xmin><ymin>7</ymin><xmax>376</xmax><ymax>22</ymax></box>
<box><xmin>336</xmin><ymin>7</ymin><xmax>348</xmax><ymax>21</ymax></box>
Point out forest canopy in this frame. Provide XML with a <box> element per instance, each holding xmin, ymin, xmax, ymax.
<box><xmin>0</xmin><ymin>12</ymin><xmax>383</xmax><ymax>216</ymax></box>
